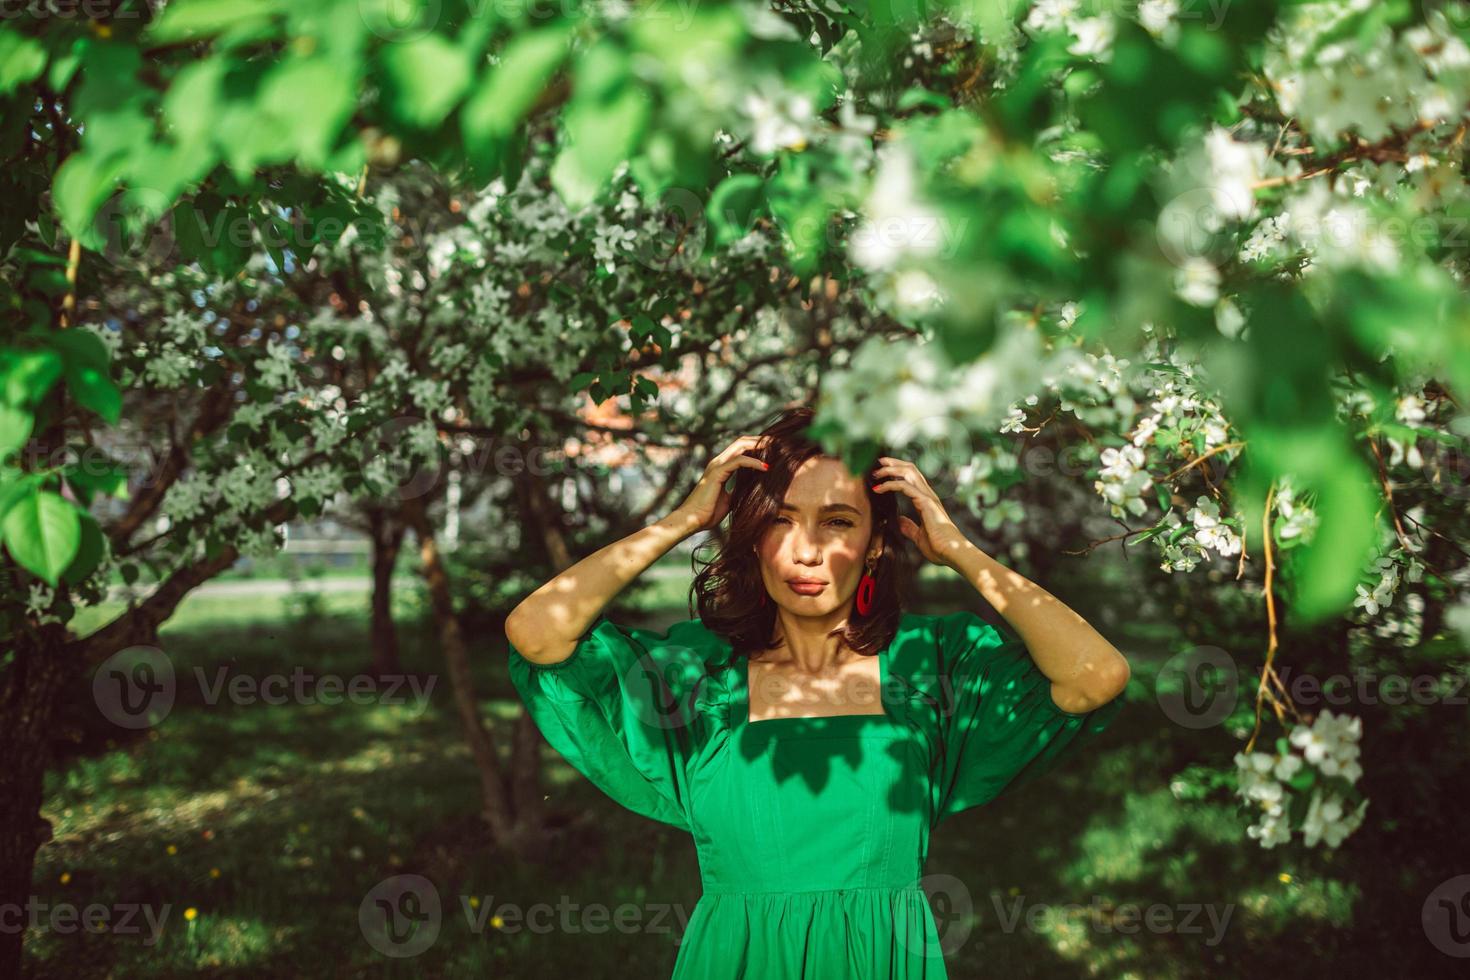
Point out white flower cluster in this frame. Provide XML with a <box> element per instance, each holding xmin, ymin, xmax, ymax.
<box><xmin>1447</xmin><ymin>597</ymin><xmax>1470</xmax><ymax>645</ymax></box>
<box><xmin>849</xmin><ymin>140</ymin><xmax>946</xmax><ymax>275</ymax></box>
<box><xmin>1024</xmin><ymin>2</ymin><xmax>1117</xmax><ymax>62</ymax></box>
<box><xmin>1156</xmin><ymin>509</ymin><xmax>1206</xmax><ymax>573</ymax></box>
<box><xmin>818</xmin><ymin>329</ymin><xmax>1048</xmax><ymax>471</ymax></box>
<box><xmin>1155</xmin><ymin>124</ymin><xmax>1278</xmax><ymax>305</ymax></box>
<box><xmin>1272</xmin><ymin>477</ymin><xmax>1320</xmax><ymax>544</ymax></box>
<box><xmin>1094</xmin><ymin>445</ymin><xmax>1152</xmax><ymax>520</ymax></box>
<box><xmin>1265</xmin><ymin>4</ymin><xmax>1470</xmax><ymax>149</ymax></box>
<box><xmin>1152</xmin><ymin>496</ymin><xmax>1245</xmax><ymax>573</ymax></box>
<box><xmin>25</xmin><ymin>582</ymin><xmax>63</xmax><ymax>626</ymax></box>
<box><xmin>1353</xmin><ymin>547</ymin><xmax>1427</xmax><ymax>617</ymax></box>
<box><xmin>1235</xmin><ymin>708</ymin><xmax>1368</xmax><ymax>849</ymax></box>
<box><xmin>1187</xmin><ymin>496</ymin><xmax>1242</xmax><ymax>557</ymax></box>
<box><xmin>1136</xmin><ymin>0</ymin><xmax>1180</xmax><ymax>45</ymax></box>
<box><xmin>740</xmin><ymin>79</ymin><xmax>816</xmax><ymax>155</ymax></box>
<box><xmin>1279</xmin><ymin>179</ymin><xmax>1401</xmax><ymax>274</ymax></box>
<box><xmin>256</xmin><ymin>336</ymin><xmax>300</xmax><ymax>393</ymax></box>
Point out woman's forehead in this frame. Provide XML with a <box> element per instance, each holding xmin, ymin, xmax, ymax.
<box><xmin>783</xmin><ymin>458</ymin><xmax>866</xmax><ymax>506</ymax></box>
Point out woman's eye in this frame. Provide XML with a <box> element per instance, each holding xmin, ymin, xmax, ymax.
<box><xmin>773</xmin><ymin>517</ymin><xmax>852</xmax><ymax>528</ymax></box>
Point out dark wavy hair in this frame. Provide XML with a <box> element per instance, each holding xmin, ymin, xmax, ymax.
<box><xmin>689</xmin><ymin>404</ymin><xmax>917</xmax><ymax>661</ymax></box>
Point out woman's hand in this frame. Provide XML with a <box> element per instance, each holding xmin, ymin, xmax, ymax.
<box><xmin>873</xmin><ymin>456</ymin><xmax>974</xmax><ymax>569</ymax></box>
<box><xmin>667</xmin><ymin>434</ymin><xmax>771</xmax><ymax>533</ymax></box>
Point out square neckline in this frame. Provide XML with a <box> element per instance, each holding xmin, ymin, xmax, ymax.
<box><xmin>740</xmin><ymin>630</ymin><xmax>894</xmax><ymax>728</ymax></box>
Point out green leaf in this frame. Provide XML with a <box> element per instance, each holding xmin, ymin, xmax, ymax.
<box><xmin>3</xmin><ymin>349</ymin><xmax>64</xmax><ymax>409</ymax></box>
<box><xmin>462</xmin><ymin>25</ymin><xmax>573</xmax><ymax>155</ymax></box>
<box><xmin>551</xmin><ymin>87</ymin><xmax>650</xmax><ymax>210</ymax></box>
<box><xmin>707</xmin><ymin>174</ymin><xmax>766</xmax><ymax>245</ymax></box>
<box><xmin>47</xmin><ymin>329</ymin><xmax>120</xmax><ymax>425</ymax></box>
<box><xmin>172</xmin><ymin>200</ymin><xmax>206</xmax><ymax>260</ymax></box>
<box><xmin>163</xmin><ymin>56</ymin><xmax>229</xmax><ymax>150</ymax></box>
<box><xmin>380</xmin><ymin>34</ymin><xmax>473</xmax><ymax>128</ymax></box>
<box><xmin>2</xmin><ymin>489</ymin><xmax>81</xmax><ymax>586</ymax></box>
<box><xmin>1133</xmin><ymin>519</ymin><xmax>1169</xmax><ymax>544</ymax></box>
<box><xmin>63</xmin><ymin>457</ymin><xmax>129</xmax><ymax>503</ymax></box>
<box><xmin>61</xmin><ymin>510</ymin><xmax>106</xmax><ymax>585</ymax></box>
<box><xmin>261</xmin><ymin>56</ymin><xmax>358</xmax><ymax>169</ymax></box>
<box><xmin>1288</xmin><ymin>452</ymin><xmax>1380</xmax><ymax>622</ymax></box>
<box><xmin>66</xmin><ymin>362</ymin><xmax>122</xmax><ymax>425</ymax></box>
<box><xmin>49</xmin><ymin>327</ymin><xmax>111</xmax><ymax>374</ymax></box>
<box><xmin>146</xmin><ymin>0</ymin><xmax>282</xmax><ymax>43</ymax></box>
<box><xmin>0</xmin><ymin>405</ymin><xmax>32</xmax><ymax>459</ymax></box>
<box><xmin>0</xmin><ymin>31</ymin><xmax>48</xmax><ymax>96</ymax></box>
<box><xmin>53</xmin><ymin>151</ymin><xmax>127</xmax><ymax>243</ymax></box>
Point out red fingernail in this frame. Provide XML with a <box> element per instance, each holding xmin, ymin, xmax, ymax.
<box><xmin>761</xmin><ymin>462</ymin><xmax>770</xmax><ymax>470</ymax></box>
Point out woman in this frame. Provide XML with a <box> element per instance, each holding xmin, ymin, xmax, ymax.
<box><xmin>504</xmin><ymin>405</ymin><xmax>1130</xmax><ymax>978</ymax></box>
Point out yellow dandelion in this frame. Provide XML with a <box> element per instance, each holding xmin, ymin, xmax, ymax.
<box><xmin>184</xmin><ymin>907</ymin><xmax>198</xmax><ymax>921</ymax></box>
<box><xmin>1279</xmin><ymin>872</ymin><xmax>1292</xmax><ymax>884</ymax></box>
<box><xmin>469</xmin><ymin>896</ymin><xmax>480</xmax><ymax>909</ymax></box>
<box><xmin>166</xmin><ymin>844</ymin><xmax>177</xmax><ymax>855</ymax></box>
<box><xmin>490</xmin><ymin>915</ymin><xmax>504</xmax><ymax>930</ymax></box>
<box><xmin>209</xmin><ymin>868</ymin><xmax>221</xmax><ymax>879</ymax></box>
<box><xmin>59</xmin><ymin>872</ymin><xmax>71</xmax><ymax>885</ymax></box>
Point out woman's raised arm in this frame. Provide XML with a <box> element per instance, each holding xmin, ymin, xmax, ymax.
<box><xmin>504</xmin><ymin>434</ymin><xmax>770</xmax><ymax>665</ymax></box>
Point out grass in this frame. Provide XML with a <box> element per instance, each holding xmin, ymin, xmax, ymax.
<box><xmin>27</xmin><ymin>584</ymin><xmax>1409</xmax><ymax>978</ymax></box>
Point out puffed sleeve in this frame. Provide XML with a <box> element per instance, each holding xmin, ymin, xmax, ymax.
<box><xmin>507</xmin><ymin>614</ymin><xmax>714</xmax><ymax>833</ymax></box>
<box><xmin>931</xmin><ymin>610</ymin><xmax>1125</xmax><ymax>824</ymax></box>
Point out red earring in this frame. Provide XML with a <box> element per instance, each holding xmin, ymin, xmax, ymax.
<box><xmin>855</xmin><ymin>561</ymin><xmax>877</xmax><ymax>615</ymax></box>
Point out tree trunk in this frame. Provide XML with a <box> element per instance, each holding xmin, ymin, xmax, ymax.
<box><xmin>400</xmin><ymin>497</ymin><xmax>549</xmax><ymax>859</ymax></box>
<box><xmin>367</xmin><ymin>507</ymin><xmax>406</xmax><ymax>678</ymax></box>
<box><xmin>504</xmin><ymin>449</ymin><xmax>582</xmax><ymax>841</ymax></box>
<box><xmin>0</xmin><ymin>626</ymin><xmax>74</xmax><ymax>975</ymax></box>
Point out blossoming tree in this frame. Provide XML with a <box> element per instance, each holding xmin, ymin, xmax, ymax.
<box><xmin>3</xmin><ymin>0</ymin><xmax>1470</xmax><ymax>971</ymax></box>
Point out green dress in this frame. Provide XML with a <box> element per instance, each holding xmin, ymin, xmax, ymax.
<box><xmin>507</xmin><ymin>609</ymin><xmax>1125</xmax><ymax>978</ymax></box>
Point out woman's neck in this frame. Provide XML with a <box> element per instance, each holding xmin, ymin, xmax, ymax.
<box><xmin>763</xmin><ymin>608</ymin><xmax>856</xmax><ymax>674</ymax></box>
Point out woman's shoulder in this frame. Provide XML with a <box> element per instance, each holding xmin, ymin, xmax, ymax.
<box><xmin>646</xmin><ymin>616</ymin><xmax>741</xmax><ymax>675</ymax></box>
<box><xmin>893</xmin><ymin>609</ymin><xmax>994</xmax><ymax>644</ymax></box>
<box><xmin>888</xmin><ymin>609</ymin><xmax>1010</xmax><ymax>681</ymax></box>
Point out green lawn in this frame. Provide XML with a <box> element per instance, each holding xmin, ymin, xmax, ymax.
<box><xmin>29</xmin><ymin>588</ymin><xmax>1382</xmax><ymax>978</ymax></box>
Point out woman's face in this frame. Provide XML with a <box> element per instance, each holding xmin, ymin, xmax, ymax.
<box><xmin>755</xmin><ymin>456</ymin><xmax>881</xmax><ymax>615</ymax></box>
